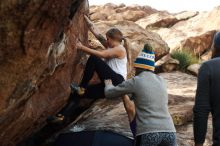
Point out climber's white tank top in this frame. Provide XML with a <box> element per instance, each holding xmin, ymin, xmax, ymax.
<box><xmin>106</xmin><ymin>46</ymin><xmax>128</xmax><ymax>79</ymax></box>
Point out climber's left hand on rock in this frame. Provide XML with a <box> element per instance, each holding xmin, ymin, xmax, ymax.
<box><xmin>76</xmin><ymin>40</ymin><xmax>83</xmax><ymax>49</ymax></box>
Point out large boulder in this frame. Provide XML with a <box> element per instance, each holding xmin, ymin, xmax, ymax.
<box><xmin>0</xmin><ymin>0</ymin><xmax>89</xmax><ymax>145</ymax></box>
<box><xmin>174</xmin><ymin>11</ymin><xmax>199</xmax><ymax>21</ymax></box>
<box><xmin>90</xmin><ymin>5</ymin><xmax>116</xmax><ymax>21</ymax></box>
<box><xmin>115</xmin><ymin>5</ymin><xmax>157</xmax><ymax>14</ymax></box>
<box><xmin>156</xmin><ymin>54</ymin><xmax>179</xmax><ymax>73</ymax></box>
<box><xmin>136</xmin><ymin>12</ymin><xmax>178</xmax><ymax>28</ymax></box>
<box><xmin>180</xmin><ymin>30</ymin><xmax>216</xmax><ymax>56</ymax></box>
<box><xmin>90</xmin><ymin>12</ymin><xmax>108</xmax><ymax>21</ymax></box>
<box><xmin>187</xmin><ymin>63</ymin><xmax>201</xmax><ymax>76</ymax></box>
<box><xmin>151</xmin><ymin>6</ymin><xmax>220</xmax><ymax>55</ymax></box>
<box><xmin>136</xmin><ymin>11</ymin><xmax>198</xmax><ymax>29</ymax></box>
<box><xmin>120</xmin><ymin>10</ymin><xmax>147</xmax><ymax>21</ymax></box>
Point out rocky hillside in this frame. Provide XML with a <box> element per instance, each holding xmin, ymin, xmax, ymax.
<box><xmin>89</xmin><ymin>3</ymin><xmax>170</xmax><ymax>61</ymax></box>
<box><xmin>150</xmin><ymin>8</ymin><xmax>220</xmax><ymax>57</ymax></box>
<box><xmin>90</xmin><ymin>4</ymin><xmax>220</xmax><ymax>60</ymax></box>
<box><xmin>0</xmin><ymin>0</ymin><xmax>89</xmax><ymax>145</ymax></box>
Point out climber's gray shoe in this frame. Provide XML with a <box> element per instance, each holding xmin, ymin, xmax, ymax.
<box><xmin>70</xmin><ymin>83</ymin><xmax>85</xmax><ymax>96</ymax></box>
<box><xmin>47</xmin><ymin>114</ymin><xmax>65</xmax><ymax>124</ymax></box>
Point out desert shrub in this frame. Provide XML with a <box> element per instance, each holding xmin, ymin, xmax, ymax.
<box><xmin>171</xmin><ymin>50</ymin><xmax>199</xmax><ymax>71</ymax></box>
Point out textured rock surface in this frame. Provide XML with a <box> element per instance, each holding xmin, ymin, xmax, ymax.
<box><xmin>162</xmin><ymin>72</ymin><xmax>197</xmax><ymax>126</ymax></box>
<box><xmin>0</xmin><ymin>0</ymin><xmax>89</xmax><ymax>145</ymax></box>
<box><xmin>174</xmin><ymin>11</ymin><xmax>199</xmax><ymax>21</ymax></box>
<box><xmin>89</xmin><ymin>4</ymin><xmax>158</xmax><ymax>22</ymax></box>
<box><xmin>156</xmin><ymin>54</ymin><xmax>179</xmax><ymax>73</ymax></box>
<box><xmin>135</xmin><ymin>11</ymin><xmax>198</xmax><ymax>29</ymax></box>
<box><xmin>176</xmin><ymin>118</ymin><xmax>212</xmax><ymax>146</ymax></box>
<box><xmin>65</xmin><ymin>99</ymin><xmax>133</xmax><ymax>137</ymax></box>
<box><xmin>187</xmin><ymin>64</ymin><xmax>201</xmax><ymax>76</ymax></box>
<box><xmin>136</xmin><ymin>12</ymin><xmax>178</xmax><ymax>29</ymax></box>
<box><xmin>59</xmin><ymin>72</ymin><xmax>213</xmax><ymax>145</ymax></box>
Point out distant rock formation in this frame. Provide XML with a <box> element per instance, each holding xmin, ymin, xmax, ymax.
<box><xmin>90</xmin><ymin>4</ymin><xmax>220</xmax><ymax>59</ymax></box>
<box><xmin>89</xmin><ymin>3</ymin><xmax>158</xmax><ymax>22</ymax></box>
<box><xmin>136</xmin><ymin>11</ymin><xmax>199</xmax><ymax>29</ymax></box>
<box><xmin>151</xmin><ymin>7</ymin><xmax>220</xmax><ymax>56</ymax></box>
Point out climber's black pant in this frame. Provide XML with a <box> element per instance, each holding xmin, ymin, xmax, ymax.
<box><xmin>80</xmin><ymin>55</ymin><xmax>125</xmax><ymax>99</ymax></box>
<box><xmin>59</xmin><ymin>56</ymin><xmax>125</xmax><ymax>118</ymax></box>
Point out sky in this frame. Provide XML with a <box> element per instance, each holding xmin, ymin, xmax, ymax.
<box><xmin>89</xmin><ymin>0</ymin><xmax>220</xmax><ymax>13</ymax></box>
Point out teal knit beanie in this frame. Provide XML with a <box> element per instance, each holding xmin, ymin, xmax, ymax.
<box><xmin>134</xmin><ymin>44</ymin><xmax>155</xmax><ymax>71</ymax></box>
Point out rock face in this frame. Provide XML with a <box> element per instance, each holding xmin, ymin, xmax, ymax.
<box><xmin>0</xmin><ymin>0</ymin><xmax>89</xmax><ymax>145</ymax></box>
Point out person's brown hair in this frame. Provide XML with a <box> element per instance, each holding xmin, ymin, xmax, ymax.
<box><xmin>106</xmin><ymin>28</ymin><xmax>131</xmax><ymax>72</ymax></box>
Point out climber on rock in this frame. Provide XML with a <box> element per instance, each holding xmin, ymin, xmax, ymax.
<box><xmin>104</xmin><ymin>44</ymin><xmax>177</xmax><ymax>146</ymax></box>
<box><xmin>48</xmin><ymin>15</ymin><xmax>133</xmax><ymax>124</ymax></box>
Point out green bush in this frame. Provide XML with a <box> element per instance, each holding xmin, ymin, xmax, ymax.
<box><xmin>171</xmin><ymin>50</ymin><xmax>199</xmax><ymax>71</ymax></box>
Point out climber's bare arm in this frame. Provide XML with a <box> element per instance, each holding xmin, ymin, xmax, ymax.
<box><xmin>76</xmin><ymin>40</ymin><xmax>123</xmax><ymax>59</ymax></box>
<box><xmin>84</xmin><ymin>15</ymin><xmax>108</xmax><ymax>48</ymax></box>
<box><xmin>104</xmin><ymin>80</ymin><xmax>136</xmax><ymax>122</ymax></box>
<box><xmin>122</xmin><ymin>95</ymin><xmax>136</xmax><ymax>122</ymax></box>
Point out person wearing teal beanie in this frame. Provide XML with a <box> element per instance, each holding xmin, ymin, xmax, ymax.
<box><xmin>105</xmin><ymin>43</ymin><xmax>177</xmax><ymax>146</ymax></box>
<box><xmin>134</xmin><ymin>44</ymin><xmax>156</xmax><ymax>72</ymax></box>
